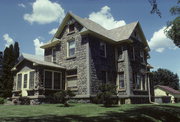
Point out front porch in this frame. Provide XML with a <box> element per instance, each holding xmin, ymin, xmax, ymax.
<box><xmin>11</xmin><ymin>54</ymin><xmax>66</xmax><ymax>103</ymax></box>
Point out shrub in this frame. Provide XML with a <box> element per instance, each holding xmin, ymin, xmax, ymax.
<box><xmin>0</xmin><ymin>97</ymin><xmax>5</xmax><ymax>104</ymax></box>
<box><xmin>54</xmin><ymin>90</ymin><xmax>75</xmax><ymax>107</ymax></box>
<box><xmin>96</xmin><ymin>83</ymin><xmax>117</xmax><ymax>107</ymax></box>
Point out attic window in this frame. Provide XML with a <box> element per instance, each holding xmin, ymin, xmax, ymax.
<box><xmin>69</xmin><ymin>24</ymin><xmax>75</xmax><ymax>33</ymax></box>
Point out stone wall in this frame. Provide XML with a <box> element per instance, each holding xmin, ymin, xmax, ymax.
<box><xmin>44</xmin><ymin>20</ymin><xmax>89</xmax><ymax>96</ymax></box>
<box><xmin>89</xmin><ymin>36</ymin><xmax>116</xmax><ymax>94</ymax></box>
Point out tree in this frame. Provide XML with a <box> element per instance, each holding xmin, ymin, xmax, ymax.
<box><xmin>165</xmin><ymin>0</ymin><xmax>180</xmax><ymax>48</ymax></box>
<box><xmin>54</xmin><ymin>90</ymin><xmax>75</xmax><ymax>107</ymax></box>
<box><xmin>150</xmin><ymin>68</ymin><xmax>179</xmax><ymax>90</ymax></box>
<box><xmin>148</xmin><ymin>0</ymin><xmax>161</xmax><ymax>17</ymax></box>
<box><xmin>96</xmin><ymin>84</ymin><xmax>117</xmax><ymax>107</ymax></box>
<box><xmin>0</xmin><ymin>42</ymin><xmax>20</xmax><ymax>98</ymax></box>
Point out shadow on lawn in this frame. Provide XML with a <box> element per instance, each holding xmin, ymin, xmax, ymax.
<box><xmin>1</xmin><ymin>105</ymin><xmax>180</xmax><ymax>122</ymax></box>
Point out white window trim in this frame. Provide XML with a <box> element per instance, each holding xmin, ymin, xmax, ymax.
<box><xmin>119</xmin><ymin>72</ymin><xmax>125</xmax><ymax>89</ymax></box>
<box><xmin>44</xmin><ymin>69</ymin><xmax>62</xmax><ymax>90</ymax></box>
<box><xmin>16</xmin><ymin>70</ymin><xmax>35</xmax><ymax>91</ymax></box>
<box><xmin>67</xmin><ymin>39</ymin><xmax>76</xmax><ymax>58</ymax></box>
<box><xmin>100</xmin><ymin>42</ymin><xmax>107</xmax><ymax>57</ymax></box>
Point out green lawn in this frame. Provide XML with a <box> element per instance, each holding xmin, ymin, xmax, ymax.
<box><xmin>0</xmin><ymin>103</ymin><xmax>180</xmax><ymax>122</ymax></box>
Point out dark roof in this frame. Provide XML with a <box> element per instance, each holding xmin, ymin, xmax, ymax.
<box><xmin>12</xmin><ymin>53</ymin><xmax>65</xmax><ymax>70</ymax></box>
<box><xmin>155</xmin><ymin>85</ymin><xmax>180</xmax><ymax>95</ymax></box>
<box><xmin>41</xmin><ymin>12</ymin><xmax>149</xmax><ymax>49</ymax></box>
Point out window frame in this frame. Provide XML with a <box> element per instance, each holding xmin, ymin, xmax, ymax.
<box><xmin>16</xmin><ymin>70</ymin><xmax>35</xmax><ymax>91</ymax></box>
<box><xmin>119</xmin><ymin>72</ymin><xmax>125</xmax><ymax>89</ymax></box>
<box><xmin>44</xmin><ymin>69</ymin><xmax>62</xmax><ymax>90</ymax></box>
<box><xmin>99</xmin><ymin>42</ymin><xmax>107</xmax><ymax>57</ymax></box>
<box><xmin>67</xmin><ymin>39</ymin><xmax>76</xmax><ymax>58</ymax></box>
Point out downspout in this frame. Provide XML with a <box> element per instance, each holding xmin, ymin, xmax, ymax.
<box><xmin>147</xmin><ymin>73</ymin><xmax>158</xmax><ymax>104</ymax></box>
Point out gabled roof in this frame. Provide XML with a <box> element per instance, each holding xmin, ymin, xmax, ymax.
<box><xmin>41</xmin><ymin>12</ymin><xmax>149</xmax><ymax>49</ymax></box>
<box><xmin>12</xmin><ymin>53</ymin><xmax>65</xmax><ymax>70</ymax></box>
<box><xmin>155</xmin><ymin>85</ymin><xmax>180</xmax><ymax>95</ymax></box>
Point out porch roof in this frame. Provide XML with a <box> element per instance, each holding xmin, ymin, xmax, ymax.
<box><xmin>12</xmin><ymin>53</ymin><xmax>65</xmax><ymax>70</ymax></box>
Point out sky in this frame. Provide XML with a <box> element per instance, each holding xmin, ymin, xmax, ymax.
<box><xmin>0</xmin><ymin>0</ymin><xmax>179</xmax><ymax>77</ymax></box>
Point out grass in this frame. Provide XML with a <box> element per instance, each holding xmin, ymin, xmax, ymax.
<box><xmin>0</xmin><ymin>103</ymin><xmax>180</xmax><ymax>122</ymax></box>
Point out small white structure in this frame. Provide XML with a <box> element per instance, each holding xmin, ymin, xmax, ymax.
<box><xmin>154</xmin><ymin>85</ymin><xmax>180</xmax><ymax>103</ymax></box>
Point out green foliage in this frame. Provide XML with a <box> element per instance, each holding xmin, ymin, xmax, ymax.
<box><xmin>54</xmin><ymin>90</ymin><xmax>75</xmax><ymax>107</ymax></box>
<box><xmin>96</xmin><ymin>83</ymin><xmax>117</xmax><ymax>107</ymax></box>
<box><xmin>0</xmin><ymin>97</ymin><xmax>4</xmax><ymax>104</ymax></box>
<box><xmin>165</xmin><ymin>0</ymin><xmax>180</xmax><ymax>48</ymax></box>
<box><xmin>0</xmin><ymin>42</ymin><xmax>20</xmax><ymax>98</ymax></box>
<box><xmin>148</xmin><ymin>0</ymin><xmax>161</xmax><ymax>17</ymax></box>
<box><xmin>150</xmin><ymin>68</ymin><xmax>179</xmax><ymax>90</ymax></box>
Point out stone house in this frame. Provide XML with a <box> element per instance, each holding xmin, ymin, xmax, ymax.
<box><xmin>12</xmin><ymin>12</ymin><xmax>152</xmax><ymax>104</ymax></box>
<box><xmin>154</xmin><ymin>85</ymin><xmax>180</xmax><ymax>103</ymax></box>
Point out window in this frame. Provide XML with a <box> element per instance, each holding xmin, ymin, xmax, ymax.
<box><xmin>67</xmin><ymin>40</ymin><xmax>75</xmax><ymax>57</ymax></box>
<box><xmin>119</xmin><ymin>73</ymin><xmax>124</xmax><ymax>89</ymax></box>
<box><xmin>23</xmin><ymin>74</ymin><xmax>28</xmax><ymax>88</ymax></box>
<box><xmin>69</xmin><ymin>24</ymin><xmax>75</xmax><ymax>33</ymax></box>
<box><xmin>136</xmin><ymin>75</ymin><xmax>141</xmax><ymax>89</ymax></box>
<box><xmin>66</xmin><ymin>69</ymin><xmax>77</xmax><ymax>89</ymax></box>
<box><xmin>100</xmin><ymin>42</ymin><xmax>106</xmax><ymax>57</ymax></box>
<box><xmin>67</xmin><ymin>69</ymin><xmax>77</xmax><ymax>80</ymax></box>
<box><xmin>52</xmin><ymin>48</ymin><xmax>56</xmax><ymax>63</ymax></box>
<box><xmin>17</xmin><ymin>74</ymin><xmax>22</xmax><ymax>90</ymax></box>
<box><xmin>54</xmin><ymin>72</ymin><xmax>61</xmax><ymax>89</ymax></box>
<box><xmin>29</xmin><ymin>71</ymin><xmax>35</xmax><ymax>89</ymax></box>
<box><xmin>45</xmin><ymin>71</ymin><xmax>52</xmax><ymax>89</ymax></box>
<box><xmin>101</xmin><ymin>71</ymin><xmax>108</xmax><ymax>84</ymax></box>
<box><xmin>44</xmin><ymin>70</ymin><xmax>62</xmax><ymax>89</ymax></box>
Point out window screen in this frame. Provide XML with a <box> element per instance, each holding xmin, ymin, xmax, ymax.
<box><xmin>45</xmin><ymin>71</ymin><xmax>52</xmax><ymax>89</ymax></box>
<box><xmin>29</xmin><ymin>71</ymin><xmax>35</xmax><ymax>89</ymax></box>
<box><xmin>17</xmin><ymin>74</ymin><xmax>22</xmax><ymax>90</ymax></box>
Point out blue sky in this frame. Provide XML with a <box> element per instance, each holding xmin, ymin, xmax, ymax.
<box><xmin>0</xmin><ymin>0</ymin><xmax>179</xmax><ymax>77</ymax></box>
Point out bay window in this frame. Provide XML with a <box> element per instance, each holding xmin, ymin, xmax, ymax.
<box><xmin>17</xmin><ymin>74</ymin><xmax>22</xmax><ymax>90</ymax></box>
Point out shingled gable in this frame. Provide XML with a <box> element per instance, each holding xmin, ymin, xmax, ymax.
<box><xmin>41</xmin><ymin>12</ymin><xmax>149</xmax><ymax>50</ymax></box>
<box><xmin>12</xmin><ymin>53</ymin><xmax>65</xmax><ymax>71</ymax></box>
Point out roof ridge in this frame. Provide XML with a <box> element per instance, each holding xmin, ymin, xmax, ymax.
<box><xmin>109</xmin><ymin>21</ymin><xmax>138</xmax><ymax>31</ymax></box>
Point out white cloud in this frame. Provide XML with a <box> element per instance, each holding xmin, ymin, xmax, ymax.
<box><xmin>3</xmin><ymin>34</ymin><xmax>15</xmax><ymax>47</ymax></box>
<box><xmin>24</xmin><ymin>0</ymin><xmax>65</xmax><ymax>24</ymax></box>
<box><xmin>18</xmin><ymin>3</ymin><xmax>26</xmax><ymax>8</ymax></box>
<box><xmin>148</xmin><ymin>26</ymin><xmax>177</xmax><ymax>53</ymax></box>
<box><xmin>88</xmin><ymin>6</ymin><xmax>126</xmax><ymax>30</ymax></box>
<box><xmin>49</xmin><ymin>28</ymin><xmax>58</xmax><ymax>35</ymax></box>
<box><xmin>33</xmin><ymin>38</ymin><xmax>44</xmax><ymax>56</ymax></box>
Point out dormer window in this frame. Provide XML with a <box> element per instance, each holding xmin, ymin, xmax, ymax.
<box><xmin>100</xmin><ymin>42</ymin><xmax>106</xmax><ymax>57</ymax></box>
<box><xmin>68</xmin><ymin>24</ymin><xmax>75</xmax><ymax>33</ymax></box>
